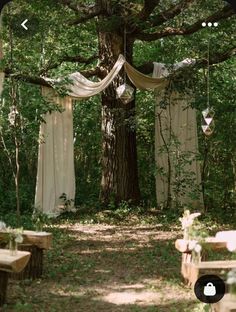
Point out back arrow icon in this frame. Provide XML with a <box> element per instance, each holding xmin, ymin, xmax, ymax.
<box><xmin>21</xmin><ymin>19</ymin><xmax>28</xmax><ymax>30</ymax></box>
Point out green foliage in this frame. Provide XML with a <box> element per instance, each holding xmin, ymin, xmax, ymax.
<box><xmin>32</xmin><ymin>207</ymin><xmax>49</xmax><ymax>231</ymax></box>
<box><xmin>0</xmin><ymin>0</ymin><xmax>235</xmax><ymax>217</ymax></box>
<box><xmin>188</xmin><ymin>219</ymin><xmax>209</xmax><ymax>241</ymax></box>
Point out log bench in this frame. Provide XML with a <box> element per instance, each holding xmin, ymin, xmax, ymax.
<box><xmin>212</xmin><ymin>294</ymin><xmax>236</xmax><ymax>312</ymax></box>
<box><xmin>0</xmin><ymin>249</ymin><xmax>31</xmax><ymax>306</ymax></box>
<box><xmin>188</xmin><ymin>260</ymin><xmax>236</xmax><ymax>286</ymax></box>
<box><xmin>0</xmin><ymin>230</ymin><xmax>52</xmax><ymax>280</ymax></box>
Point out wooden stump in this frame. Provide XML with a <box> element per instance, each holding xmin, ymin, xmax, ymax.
<box><xmin>11</xmin><ymin>244</ymin><xmax>43</xmax><ymax>280</ymax></box>
<box><xmin>0</xmin><ymin>271</ymin><xmax>8</xmax><ymax>306</ymax></box>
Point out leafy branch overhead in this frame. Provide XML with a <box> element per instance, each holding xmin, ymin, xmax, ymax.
<box><xmin>2</xmin><ymin>0</ymin><xmax>235</xmax><ymax>86</ymax></box>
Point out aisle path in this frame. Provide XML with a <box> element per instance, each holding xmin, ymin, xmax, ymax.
<box><xmin>5</xmin><ymin>224</ymin><xmax>200</xmax><ymax>311</ymax></box>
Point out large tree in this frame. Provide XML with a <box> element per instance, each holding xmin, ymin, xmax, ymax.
<box><xmin>2</xmin><ymin>0</ymin><xmax>236</xmax><ymax>207</ymax></box>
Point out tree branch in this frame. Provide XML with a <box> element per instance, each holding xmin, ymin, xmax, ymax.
<box><xmin>57</xmin><ymin>0</ymin><xmax>102</xmax><ymax>24</ymax></box>
<box><xmin>69</xmin><ymin>5</ymin><xmax>102</xmax><ymax>25</ymax></box>
<box><xmin>4</xmin><ymin>67</ymin><xmax>101</xmax><ymax>88</ymax></box>
<box><xmin>4</xmin><ymin>69</ymin><xmax>51</xmax><ymax>87</ymax></box>
<box><xmin>57</xmin><ymin>0</ymin><xmax>80</xmax><ymax>12</ymax></box>
<box><xmin>138</xmin><ymin>0</ymin><xmax>161</xmax><ymax>21</ymax></box>
<box><xmin>149</xmin><ymin>0</ymin><xmax>195</xmax><ymax>28</ymax></box>
<box><xmin>39</xmin><ymin>53</ymin><xmax>98</xmax><ymax>74</ymax></box>
<box><xmin>197</xmin><ymin>47</ymin><xmax>236</xmax><ymax>66</ymax></box>
<box><xmin>135</xmin><ymin>5</ymin><xmax>235</xmax><ymax>41</ymax></box>
<box><xmin>137</xmin><ymin>46</ymin><xmax>236</xmax><ymax>75</ymax></box>
<box><xmin>80</xmin><ymin>67</ymin><xmax>101</xmax><ymax>79</ymax></box>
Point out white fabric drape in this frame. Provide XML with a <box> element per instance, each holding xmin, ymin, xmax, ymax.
<box><xmin>35</xmin><ymin>88</ymin><xmax>75</xmax><ymax>217</ymax></box>
<box><xmin>44</xmin><ymin>55</ymin><xmax>167</xmax><ymax>98</ymax></box>
<box><xmin>45</xmin><ymin>55</ymin><xmax>126</xmax><ymax>99</ymax></box>
<box><xmin>36</xmin><ymin>55</ymin><xmax>126</xmax><ymax>216</ymax></box>
<box><xmin>124</xmin><ymin>62</ymin><xmax>167</xmax><ymax>90</ymax></box>
<box><xmin>35</xmin><ymin>54</ymin><xmax>202</xmax><ymax>216</ymax></box>
<box><xmin>36</xmin><ymin>55</ymin><xmax>168</xmax><ymax>216</ymax></box>
<box><xmin>153</xmin><ymin>60</ymin><xmax>203</xmax><ymax>209</ymax></box>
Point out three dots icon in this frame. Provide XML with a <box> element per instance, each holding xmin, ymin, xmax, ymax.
<box><xmin>202</xmin><ymin>22</ymin><xmax>218</xmax><ymax>27</ymax></box>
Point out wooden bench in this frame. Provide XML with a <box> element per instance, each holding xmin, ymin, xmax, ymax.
<box><xmin>212</xmin><ymin>294</ymin><xmax>236</xmax><ymax>312</ymax></box>
<box><xmin>0</xmin><ymin>249</ymin><xmax>31</xmax><ymax>306</ymax></box>
<box><xmin>0</xmin><ymin>230</ymin><xmax>52</xmax><ymax>279</ymax></box>
<box><xmin>188</xmin><ymin>260</ymin><xmax>236</xmax><ymax>286</ymax></box>
<box><xmin>175</xmin><ymin>238</ymin><xmax>229</xmax><ymax>285</ymax></box>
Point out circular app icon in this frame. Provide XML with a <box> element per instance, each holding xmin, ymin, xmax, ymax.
<box><xmin>194</xmin><ymin>275</ymin><xmax>225</xmax><ymax>304</ymax></box>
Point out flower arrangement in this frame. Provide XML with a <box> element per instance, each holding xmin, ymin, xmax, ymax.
<box><xmin>32</xmin><ymin>207</ymin><xmax>48</xmax><ymax>232</ymax></box>
<box><xmin>6</xmin><ymin>227</ymin><xmax>24</xmax><ymax>256</ymax></box>
<box><xmin>227</xmin><ymin>269</ymin><xmax>236</xmax><ymax>297</ymax></box>
<box><xmin>179</xmin><ymin>210</ymin><xmax>201</xmax><ymax>240</ymax></box>
<box><xmin>0</xmin><ymin>222</ymin><xmax>24</xmax><ymax>254</ymax></box>
<box><xmin>179</xmin><ymin>210</ymin><xmax>208</xmax><ymax>264</ymax></box>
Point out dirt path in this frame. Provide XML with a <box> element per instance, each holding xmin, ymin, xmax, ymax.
<box><xmin>3</xmin><ymin>224</ymin><xmax>203</xmax><ymax>312</ymax></box>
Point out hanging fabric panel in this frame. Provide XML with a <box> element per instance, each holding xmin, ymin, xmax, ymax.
<box><xmin>35</xmin><ymin>54</ymin><xmax>201</xmax><ymax>216</ymax></box>
<box><xmin>35</xmin><ymin>88</ymin><xmax>76</xmax><ymax>217</ymax></box>
<box><xmin>36</xmin><ymin>55</ymin><xmax>168</xmax><ymax>216</ymax></box>
<box><xmin>153</xmin><ymin>60</ymin><xmax>203</xmax><ymax>209</ymax></box>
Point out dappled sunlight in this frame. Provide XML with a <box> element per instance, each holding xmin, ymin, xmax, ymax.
<box><xmin>66</xmin><ymin>223</ymin><xmax>180</xmax><ymax>247</ymax></box>
<box><xmin>45</xmin><ymin>279</ymin><xmax>195</xmax><ymax>308</ymax></box>
<box><xmin>99</xmin><ymin>289</ymin><xmax>162</xmax><ymax>305</ymax></box>
<box><xmin>5</xmin><ymin>223</ymin><xmax>198</xmax><ymax>311</ymax></box>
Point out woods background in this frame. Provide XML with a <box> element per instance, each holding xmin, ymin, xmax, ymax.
<box><xmin>0</xmin><ymin>0</ymin><xmax>235</xmax><ymax>218</ymax></box>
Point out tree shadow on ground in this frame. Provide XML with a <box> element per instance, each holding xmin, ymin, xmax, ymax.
<box><xmin>3</xmin><ymin>288</ymin><xmax>198</xmax><ymax>312</ymax></box>
<box><xmin>3</xmin><ymin>224</ymin><xmax>197</xmax><ymax>312</ymax></box>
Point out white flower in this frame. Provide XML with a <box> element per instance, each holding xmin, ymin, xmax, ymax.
<box><xmin>227</xmin><ymin>240</ymin><xmax>236</xmax><ymax>252</ymax></box>
<box><xmin>15</xmin><ymin>234</ymin><xmax>23</xmax><ymax>243</ymax></box>
<box><xmin>0</xmin><ymin>221</ymin><xmax>6</xmax><ymax>230</ymax></box>
<box><xmin>194</xmin><ymin>244</ymin><xmax>202</xmax><ymax>253</ymax></box>
<box><xmin>227</xmin><ymin>269</ymin><xmax>236</xmax><ymax>285</ymax></box>
<box><xmin>6</xmin><ymin>227</ymin><xmax>24</xmax><ymax>244</ymax></box>
<box><xmin>189</xmin><ymin>241</ymin><xmax>197</xmax><ymax>250</ymax></box>
<box><xmin>228</xmin><ymin>269</ymin><xmax>236</xmax><ymax>277</ymax></box>
<box><xmin>227</xmin><ymin>277</ymin><xmax>236</xmax><ymax>285</ymax></box>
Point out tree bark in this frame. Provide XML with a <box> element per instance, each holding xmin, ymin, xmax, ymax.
<box><xmin>98</xmin><ymin>28</ymin><xmax>140</xmax><ymax>206</ymax></box>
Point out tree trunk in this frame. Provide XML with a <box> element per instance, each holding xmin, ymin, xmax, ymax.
<box><xmin>98</xmin><ymin>28</ymin><xmax>140</xmax><ymax>206</ymax></box>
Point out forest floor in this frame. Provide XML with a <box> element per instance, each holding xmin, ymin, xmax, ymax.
<box><xmin>2</xmin><ymin>216</ymin><xmax>216</xmax><ymax>311</ymax></box>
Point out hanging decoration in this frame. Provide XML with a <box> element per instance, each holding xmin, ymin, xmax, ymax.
<box><xmin>201</xmin><ymin>107</ymin><xmax>215</xmax><ymax>136</ymax></box>
<box><xmin>116</xmin><ymin>82</ymin><xmax>134</xmax><ymax>104</ymax></box>
<box><xmin>201</xmin><ymin>40</ymin><xmax>215</xmax><ymax>136</ymax></box>
<box><xmin>116</xmin><ymin>20</ymin><xmax>134</xmax><ymax>104</ymax></box>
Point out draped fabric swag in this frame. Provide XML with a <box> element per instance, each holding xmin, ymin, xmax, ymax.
<box><xmin>153</xmin><ymin>60</ymin><xmax>203</xmax><ymax>209</ymax></box>
<box><xmin>0</xmin><ymin>36</ymin><xmax>203</xmax><ymax>215</ymax></box>
<box><xmin>37</xmin><ymin>56</ymin><xmax>168</xmax><ymax>216</ymax></box>
<box><xmin>35</xmin><ymin>88</ymin><xmax>75</xmax><ymax>216</ymax></box>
